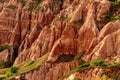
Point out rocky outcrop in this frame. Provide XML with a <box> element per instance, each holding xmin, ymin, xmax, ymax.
<box><xmin>65</xmin><ymin>67</ymin><xmax>117</xmax><ymax>80</ymax></box>
<box><xmin>83</xmin><ymin>20</ymin><xmax>120</xmax><ymax>55</ymax></box>
<box><xmin>0</xmin><ymin>47</ymin><xmax>14</xmax><ymax>68</ymax></box>
<box><xmin>0</xmin><ymin>0</ymin><xmax>120</xmax><ymax>80</ymax></box>
<box><xmin>0</xmin><ymin>0</ymin><xmax>73</xmax><ymax>51</ymax></box>
<box><xmin>14</xmin><ymin>61</ymin><xmax>79</xmax><ymax>80</ymax></box>
<box><xmin>85</xmin><ymin>28</ymin><xmax>120</xmax><ymax>63</ymax></box>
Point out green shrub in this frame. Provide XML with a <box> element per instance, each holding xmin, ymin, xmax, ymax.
<box><xmin>92</xmin><ymin>59</ymin><xmax>104</xmax><ymax>66</ymax></box>
<box><xmin>10</xmin><ymin>67</ymin><xmax>18</xmax><ymax>73</ymax></box>
<box><xmin>92</xmin><ymin>59</ymin><xmax>109</xmax><ymax>67</ymax></box>
<box><xmin>70</xmin><ymin>62</ymin><xmax>90</xmax><ymax>73</ymax></box>
<box><xmin>111</xmin><ymin>0</ymin><xmax>120</xmax><ymax>6</ymax></box>
<box><xmin>62</xmin><ymin>62</ymin><xmax>90</xmax><ymax>79</ymax></box>
<box><xmin>110</xmin><ymin>14</ymin><xmax>120</xmax><ymax>21</ymax></box>
<box><xmin>0</xmin><ymin>45</ymin><xmax>9</xmax><ymax>52</ymax></box>
<box><xmin>79</xmin><ymin>62</ymin><xmax>90</xmax><ymax>68</ymax></box>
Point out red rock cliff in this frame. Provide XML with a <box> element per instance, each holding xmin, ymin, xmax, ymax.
<box><xmin>0</xmin><ymin>0</ymin><xmax>120</xmax><ymax>80</ymax></box>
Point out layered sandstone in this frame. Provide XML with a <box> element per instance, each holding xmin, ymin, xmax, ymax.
<box><xmin>0</xmin><ymin>0</ymin><xmax>120</xmax><ymax>80</ymax></box>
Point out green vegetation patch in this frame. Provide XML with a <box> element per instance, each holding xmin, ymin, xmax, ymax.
<box><xmin>10</xmin><ymin>67</ymin><xmax>18</xmax><ymax>73</ymax></box>
<box><xmin>0</xmin><ymin>53</ymin><xmax>49</xmax><ymax>79</ymax></box>
<box><xmin>104</xmin><ymin>0</ymin><xmax>120</xmax><ymax>22</ymax></box>
<box><xmin>111</xmin><ymin>0</ymin><xmax>120</xmax><ymax>7</ymax></box>
<box><xmin>0</xmin><ymin>45</ymin><xmax>9</xmax><ymax>52</ymax></box>
<box><xmin>61</xmin><ymin>61</ymin><xmax>90</xmax><ymax>79</ymax></box>
<box><xmin>110</xmin><ymin>14</ymin><xmax>120</xmax><ymax>21</ymax></box>
<box><xmin>92</xmin><ymin>58</ymin><xmax>110</xmax><ymax>67</ymax></box>
<box><xmin>69</xmin><ymin>62</ymin><xmax>90</xmax><ymax>74</ymax></box>
<box><xmin>109</xmin><ymin>0</ymin><xmax>120</xmax><ymax>21</ymax></box>
<box><xmin>61</xmin><ymin>58</ymin><xmax>120</xmax><ymax>80</ymax></box>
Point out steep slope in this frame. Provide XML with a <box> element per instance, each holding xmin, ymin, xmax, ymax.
<box><xmin>0</xmin><ymin>0</ymin><xmax>120</xmax><ymax>80</ymax></box>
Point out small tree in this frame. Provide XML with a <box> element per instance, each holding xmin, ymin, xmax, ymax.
<box><xmin>10</xmin><ymin>67</ymin><xmax>18</xmax><ymax>73</ymax></box>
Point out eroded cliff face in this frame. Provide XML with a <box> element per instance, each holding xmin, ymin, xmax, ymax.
<box><xmin>0</xmin><ymin>0</ymin><xmax>120</xmax><ymax>80</ymax></box>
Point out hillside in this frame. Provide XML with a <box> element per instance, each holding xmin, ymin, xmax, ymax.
<box><xmin>0</xmin><ymin>0</ymin><xmax>120</xmax><ymax>80</ymax></box>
